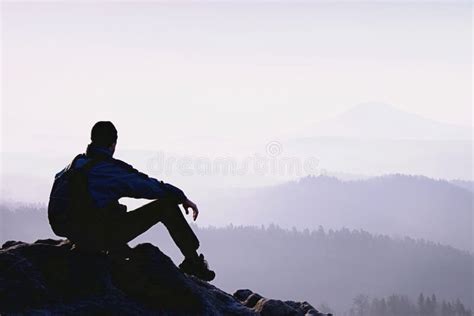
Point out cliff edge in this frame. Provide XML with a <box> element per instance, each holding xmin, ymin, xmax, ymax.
<box><xmin>0</xmin><ymin>239</ymin><xmax>331</xmax><ymax>315</ymax></box>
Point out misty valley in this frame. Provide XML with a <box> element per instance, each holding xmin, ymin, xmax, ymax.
<box><xmin>1</xmin><ymin>173</ymin><xmax>472</xmax><ymax>315</ymax></box>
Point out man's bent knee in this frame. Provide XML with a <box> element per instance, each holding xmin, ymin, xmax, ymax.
<box><xmin>147</xmin><ymin>198</ymin><xmax>179</xmax><ymax>209</ymax></box>
<box><xmin>143</xmin><ymin>199</ymin><xmax>181</xmax><ymax>220</ymax></box>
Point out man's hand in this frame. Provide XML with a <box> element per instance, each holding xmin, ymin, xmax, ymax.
<box><xmin>181</xmin><ymin>198</ymin><xmax>199</xmax><ymax>221</ymax></box>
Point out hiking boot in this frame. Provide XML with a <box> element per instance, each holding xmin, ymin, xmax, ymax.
<box><xmin>179</xmin><ymin>254</ymin><xmax>216</xmax><ymax>282</ymax></box>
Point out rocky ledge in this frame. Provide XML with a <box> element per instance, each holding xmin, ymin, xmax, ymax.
<box><xmin>0</xmin><ymin>239</ymin><xmax>332</xmax><ymax>315</ymax></box>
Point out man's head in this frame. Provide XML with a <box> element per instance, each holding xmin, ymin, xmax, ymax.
<box><xmin>91</xmin><ymin>121</ymin><xmax>118</xmax><ymax>153</ymax></box>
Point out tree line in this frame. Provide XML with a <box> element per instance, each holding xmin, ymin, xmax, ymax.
<box><xmin>347</xmin><ymin>293</ymin><xmax>472</xmax><ymax>316</ymax></box>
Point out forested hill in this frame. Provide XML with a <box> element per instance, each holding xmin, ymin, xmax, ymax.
<box><xmin>201</xmin><ymin>174</ymin><xmax>473</xmax><ymax>252</ymax></box>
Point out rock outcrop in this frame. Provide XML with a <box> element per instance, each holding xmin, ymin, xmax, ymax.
<box><xmin>0</xmin><ymin>239</ymin><xmax>332</xmax><ymax>315</ymax></box>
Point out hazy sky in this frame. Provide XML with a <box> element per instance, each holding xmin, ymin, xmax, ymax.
<box><xmin>1</xmin><ymin>1</ymin><xmax>472</xmax><ymax>154</ymax></box>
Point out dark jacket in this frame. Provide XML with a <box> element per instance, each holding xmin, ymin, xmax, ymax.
<box><xmin>53</xmin><ymin>144</ymin><xmax>187</xmax><ymax>209</ymax></box>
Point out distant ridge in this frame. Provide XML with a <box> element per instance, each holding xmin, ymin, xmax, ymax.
<box><xmin>450</xmin><ymin>179</ymin><xmax>474</xmax><ymax>193</ymax></box>
<box><xmin>305</xmin><ymin>102</ymin><xmax>472</xmax><ymax>140</ymax></box>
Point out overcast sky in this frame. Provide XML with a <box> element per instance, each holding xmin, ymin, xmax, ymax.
<box><xmin>1</xmin><ymin>1</ymin><xmax>472</xmax><ymax>155</ymax></box>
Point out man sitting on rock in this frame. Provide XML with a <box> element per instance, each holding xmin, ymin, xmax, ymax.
<box><xmin>48</xmin><ymin>121</ymin><xmax>215</xmax><ymax>282</ymax></box>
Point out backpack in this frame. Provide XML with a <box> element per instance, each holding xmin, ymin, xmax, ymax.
<box><xmin>48</xmin><ymin>154</ymin><xmax>102</xmax><ymax>237</ymax></box>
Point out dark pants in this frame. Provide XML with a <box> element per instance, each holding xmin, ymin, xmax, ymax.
<box><xmin>66</xmin><ymin>199</ymin><xmax>200</xmax><ymax>259</ymax></box>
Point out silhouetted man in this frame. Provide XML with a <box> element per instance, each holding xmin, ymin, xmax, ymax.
<box><xmin>48</xmin><ymin>121</ymin><xmax>215</xmax><ymax>281</ymax></box>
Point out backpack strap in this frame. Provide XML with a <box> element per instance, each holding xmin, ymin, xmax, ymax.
<box><xmin>71</xmin><ymin>153</ymin><xmax>107</xmax><ymax>174</ymax></box>
<box><xmin>81</xmin><ymin>157</ymin><xmax>103</xmax><ymax>173</ymax></box>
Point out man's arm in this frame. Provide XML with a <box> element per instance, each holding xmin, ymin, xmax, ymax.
<box><xmin>113</xmin><ymin>168</ymin><xmax>186</xmax><ymax>202</ymax></box>
<box><xmin>107</xmin><ymin>160</ymin><xmax>199</xmax><ymax>219</ymax></box>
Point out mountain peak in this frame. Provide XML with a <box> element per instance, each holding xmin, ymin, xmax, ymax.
<box><xmin>348</xmin><ymin>102</ymin><xmax>400</xmax><ymax>113</ymax></box>
<box><xmin>309</xmin><ymin>102</ymin><xmax>471</xmax><ymax>140</ymax></box>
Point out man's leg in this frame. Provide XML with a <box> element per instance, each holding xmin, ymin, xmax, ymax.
<box><xmin>106</xmin><ymin>199</ymin><xmax>200</xmax><ymax>259</ymax></box>
<box><xmin>105</xmin><ymin>199</ymin><xmax>215</xmax><ymax>281</ymax></box>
